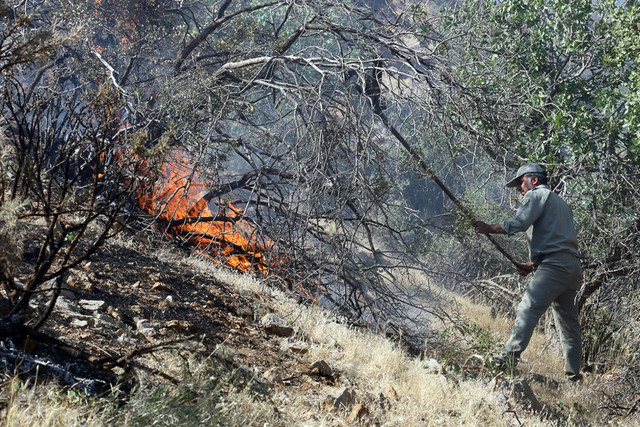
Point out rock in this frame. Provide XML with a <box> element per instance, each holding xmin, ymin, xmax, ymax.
<box><xmin>70</xmin><ymin>319</ymin><xmax>89</xmax><ymax>328</ymax></box>
<box><xmin>152</xmin><ymin>281</ymin><xmax>171</xmax><ymax>291</ymax></box>
<box><xmin>135</xmin><ymin>318</ymin><xmax>157</xmax><ymax>337</ymax></box>
<box><xmin>423</xmin><ymin>358</ymin><xmax>443</xmax><ymax>374</ymax></box>
<box><xmin>55</xmin><ymin>296</ymin><xmax>81</xmax><ymax>315</ymax></box>
<box><xmin>260</xmin><ymin>313</ymin><xmax>294</xmax><ymax>337</ymax></box>
<box><xmin>491</xmin><ymin>377</ymin><xmax>542</xmax><ymax>412</ymax></box>
<box><xmin>166</xmin><ymin>319</ymin><xmax>196</xmax><ymax>333</ymax></box>
<box><xmin>330</xmin><ymin>386</ymin><xmax>356</xmax><ymax>410</ymax></box>
<box><xmin>280</xmin><ymin>339</ymin><xmax>308</xmax><ymax>354</ymax></box>
<box><xmin>310</xmin><ymin>360</ymin><xmax>334</xmax><ymax>378</ymax></box>
<box><xmin>78</xmin><ymin>299</ymin><xmax>106</xmax><ymax>312</ymax></box>
<box><xmin>526</xmin><ymin>373</ymin><xmax>560</xmax><ymax>390</ymax></box>
<box><xmin>95</xmin><ymin>314</ymin><xmax>126</xmax><ymax>330</ymax></box>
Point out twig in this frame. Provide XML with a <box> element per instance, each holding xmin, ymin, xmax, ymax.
<box><xmin>378</xmin><ymin>112</ymin><xmax>526</xmax><ymax>270</ymax></box>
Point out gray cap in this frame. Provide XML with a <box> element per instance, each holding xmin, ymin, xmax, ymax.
<box><xmin>506</xmin><ymin>162</ymin><xmax>545</xmax><ymax>187</ymax></box>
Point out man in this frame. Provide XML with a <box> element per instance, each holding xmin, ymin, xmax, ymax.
<box><xmin>473</xmin><ymin>162</ymin><xmax>583</xmax><ymax>382</ymax></box>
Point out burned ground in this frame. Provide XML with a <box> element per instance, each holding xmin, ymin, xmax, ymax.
<box><xmin>1</xmin><ymin>222</ymin><xmax>333</xmax><ymax>412</ymax></box>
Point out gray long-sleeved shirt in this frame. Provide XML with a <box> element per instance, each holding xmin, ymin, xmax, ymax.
<box><xmin>499</xmin><ymin>185</ymin><xmax>579</xmax><ymax>262</ymax></box>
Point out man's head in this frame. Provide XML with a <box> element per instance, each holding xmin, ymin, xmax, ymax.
<box><xmin>506</xmin><ymin>162</ymin><xmax>547</xmax><ymax>195</ymax></box>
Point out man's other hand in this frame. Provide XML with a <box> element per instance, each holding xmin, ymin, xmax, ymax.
<box><xmin>515</xmin><ymin>262</ymin><xmax>534</xmax><ymax>277</ymax></box>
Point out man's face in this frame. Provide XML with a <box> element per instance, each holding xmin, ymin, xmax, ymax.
<box><xmin>517</xmin><ymin>175</ymin><xmax>537</xmax><ymax>195</ymax></box>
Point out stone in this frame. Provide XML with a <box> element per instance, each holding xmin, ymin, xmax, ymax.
<box><xmin>280</xmin><ymin>339</ymin><xmax>308</xmax><ymax>354</ymax></box>
<box><xmin>166</xmin><ymin>319</ymin><xmax>196</xmax><ymax>333</ymax></box>
<box><xmin>70</xmin><ymin>319</ymin><xmax>89</xmax><ymax>328</ymax></box>
<box><xmin>511</xmin><ymin>378</ymin><xmax>543</xmax><ymax>412</ymax></box>
<box><xmin>491</xmin><ymin>377</ymin><xmax>542</xmax><ymax>413</ymax></box>
<box><xmin>260</xmin><ymin>313</ymin><xmax>294</xmax><ymax>337</ymax></box>
<box><xmin>135</xmin><ymin>318</ymin><xmax>157</xmax><ymax>337</ymax></box>
<box><xmin>55</xmin><ymin>296</ymin><xmax>80</xmax><ymax>314</ymax></box>
<box><xmin>310</xmin><ymin>360</ymin><xmax>333</xmax><ymax>378</ymax></box>
<box><xmin>330</xmin><ymin>386</ymin><xmax>356</xmax><ymax>410</ymax></box>
<box><xmin>78</xmin><ymin>299</ymin><xmax>106</xmax><ymax>311</ymax></box>
<box><xmin>423</xmin><ymin>358</ymin><xmax>443</xmax><ymax>374</ymax></box>
<box><xmin>152</xmin><ymin>281</ymin><xmax>171</xmax><ymax>291</ymax></box>
<box><xmin>526</xmin><ymin>373</ymin><xmax>560</xmax><ymax>390</ymax></box>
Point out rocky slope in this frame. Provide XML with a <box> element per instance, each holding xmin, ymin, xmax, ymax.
<box><xmin>0</xmin><ymin>227</ymin><xmax>612</xmax><ymax>426</ymax></box>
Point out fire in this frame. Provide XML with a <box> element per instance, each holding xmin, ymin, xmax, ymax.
<box><xmin>138</xmin><ymin>149</ymin><xmax>272</xmax><ymax>273</ymax></box>
<box><xmin>94</xmin><ymin>0</ymin><xmax>137</xmax><ymax>50</ymax></box>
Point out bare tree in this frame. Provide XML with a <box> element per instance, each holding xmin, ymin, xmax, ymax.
<box><xmin>0</xmin><ymin>0</ymin><xmax>514</xmax><ymax>346</ymax></box>
<box><xmin>0</xmin><ymin>1</ymin><xmax>159</xmax><ymax>328</ymax></box>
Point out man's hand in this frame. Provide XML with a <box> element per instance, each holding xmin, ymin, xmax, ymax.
<box><xmin>473</xmin><ymin>221</ymin><xmax>506</xmax><ymax>234</ymax></box>
<box><xmin>515</xmin><ymin>262</ymin><xmax>534</xmax><ymax>277</ymax></box>
<box><xmin>473</xmin><ymin>220</ymin><xmax>490</xmax><ymax>234</ymax></box>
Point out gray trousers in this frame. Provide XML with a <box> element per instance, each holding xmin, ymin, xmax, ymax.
<box><xmin>501</xmin><ymin>252</ymin><xmax>583</xmax><ymax>375</ymax></box>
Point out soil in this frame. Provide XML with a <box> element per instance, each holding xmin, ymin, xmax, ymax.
<box><xmin>1</xmin><ymin>224</ymin><xmax>328</xmax><ymax>404</ymax></box>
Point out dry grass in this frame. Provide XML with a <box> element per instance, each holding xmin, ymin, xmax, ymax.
<box><xmin>450</xmin><ymin>294</ymin><xmax>625</xmax><ymax>426</ymax></box>
<box><xmin>0</xmin><ymin>377</ymin><xmax>108</xmax><ymax>427</ymax></box>
<box><xmin>190</xmin><ymin>257</ymin><xmax>590</xmax><ymax>425</ymax></box>
<box><xmin>2</xmin><ymin>245</ymin><xmax>640</xmax><ymax>426</ymax></box>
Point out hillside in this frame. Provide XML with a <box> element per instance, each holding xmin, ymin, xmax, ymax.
<box><xmin>3</xmin><ymin>0</ymin><xmax>640</xmax><ymax>425</ymax></box>
<box><xmin>0</xmin><ymin>225</ymin><xmax>635</xmax><ymax>426</ymax></box>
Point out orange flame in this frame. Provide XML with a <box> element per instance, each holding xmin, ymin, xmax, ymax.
<box><xmin>139</xmin><ymin>150</ymin><xmax>273</xmax><ymax>273</ymax></box>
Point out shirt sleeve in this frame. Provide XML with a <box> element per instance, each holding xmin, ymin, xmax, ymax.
<box><xmin>499</xmin><ymin>190</ymin><xmax>546</xmax><ymax>236</ymax></box>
